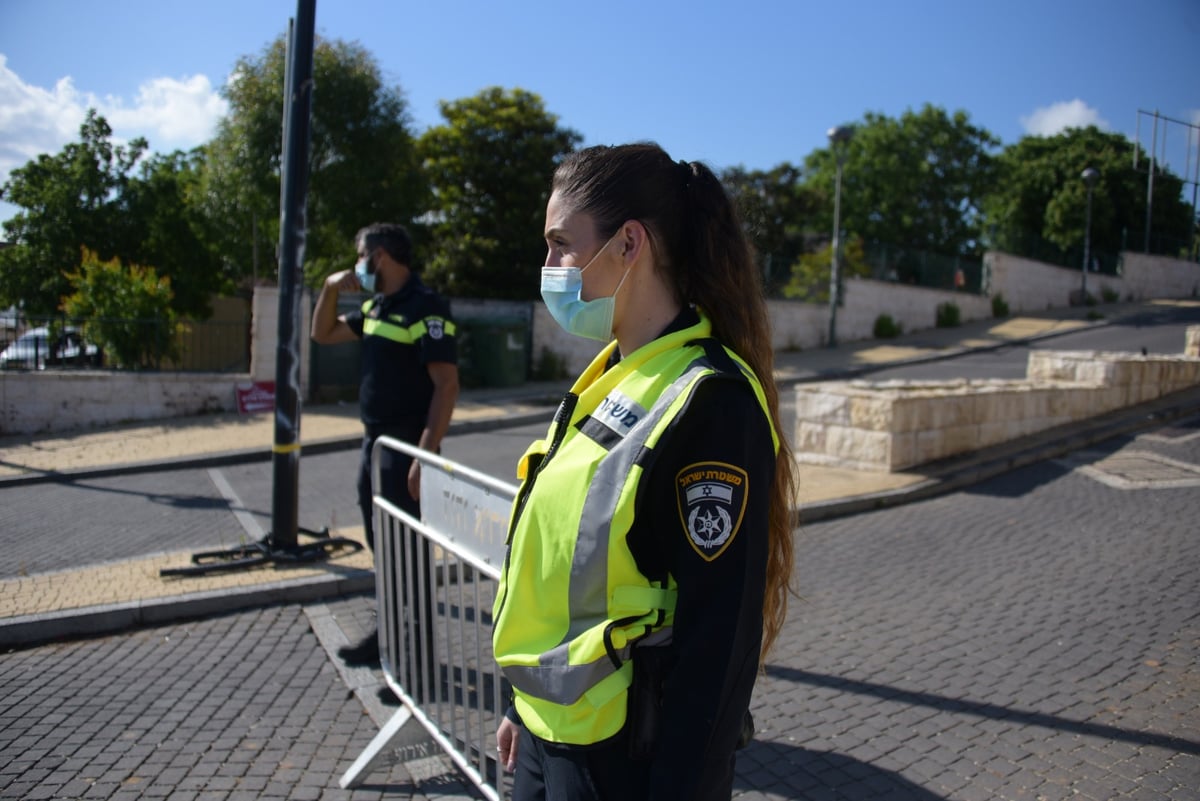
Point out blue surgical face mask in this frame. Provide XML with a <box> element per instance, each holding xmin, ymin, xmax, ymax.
<box><xmin>354</xmin><ymin>256</ymin><xmax>376</xmax><ymax>293</ymax></box>
<box><xmin>540</xmin><ymin>233</ymin><xmax>629</xmax><ymax>342</ymax></box>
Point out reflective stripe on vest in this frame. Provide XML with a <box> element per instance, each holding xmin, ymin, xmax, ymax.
<box><xmin>494</xmin><ymin>315</ymin><xmax>777</xmax><ymax>744</ymax></box>
<box><xmin>360</xmin><ymin>300</ymin><xmax>456</xmax><ymax>344</ymax></box>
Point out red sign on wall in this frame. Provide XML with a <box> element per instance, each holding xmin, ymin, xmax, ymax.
<box><xmin>235</xmin><ymin>381</ymin><xmax>275</xmax><ymax>414</ymax></box>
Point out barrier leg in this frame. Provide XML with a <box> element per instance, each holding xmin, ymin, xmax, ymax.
<box><xmin>339</xmin><ymin>705</ymin><xmax>416</xmax><ymax>789</ymax></box>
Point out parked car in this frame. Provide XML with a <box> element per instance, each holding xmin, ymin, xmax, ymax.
<box><xmin>0</xmin><ymin>326</ymin><xmax>102</xmax><ymax>370</ymax></box>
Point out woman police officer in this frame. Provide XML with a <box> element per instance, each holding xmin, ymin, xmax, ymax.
<box><xmin>493</xmin><ymin>143</ymin><xmax>797</xmax><ymax>801</ymax></box>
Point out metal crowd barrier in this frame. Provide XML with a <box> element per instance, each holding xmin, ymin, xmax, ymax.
<box><xmin>340</xmin><ymin>436</ymin><xmax>516</xmax><ymax>799</ymax></box>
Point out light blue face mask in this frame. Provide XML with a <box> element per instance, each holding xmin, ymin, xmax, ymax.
<box><xmin>540</xmin><ymin>234</ymin><xmax>629</xmax><ymax>342</ymax></box>
<box><xmin>354</xmin><ymin>257</ymin><xmax>376</xmax><ymax>293</ymax></box>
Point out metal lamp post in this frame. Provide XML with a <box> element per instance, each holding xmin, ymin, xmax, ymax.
<box><xmin>827</xmin><ymin>125</ymin><xmax>854</xmax><ymax>347</ymax></box>
<box><xmin>1081</xmin><ymin>167</ymin><xmax>1099</xmax><ymax>302</ymax></box>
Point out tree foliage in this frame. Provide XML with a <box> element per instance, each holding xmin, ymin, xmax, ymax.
<box><xmin>721</xmin><ymin>163</ymin><xmax>822</xmax><ymax>296</ymax></box>
<box><xmin>805</xmin><ymin>104</ymin><xmax>999</xmax><ymax>258</ymax></box>
<box><xmin>62</xmin><ymin>249</ymin><xmax>179</xmax><ymax>368</ymax></box>
<box><xmin>782</xmin><ymin>236</ymin><xmax>870</xmax><ymax>303</ymax></box>
<box><xmin>982</xmin><ymin>126</ymin><xmax>1194</xmax><ymax>268</ymax></box>
<box><xmin>197</xmin><ymin>34</ymin><xmax>425</xmax><ymax>289</ymax></box>
<box><xmin>118</xmin><ymin>149</ymin><xmax>226</xmax><ymax>317</ymax></box>
<box><xmin>0</xmin><ymin>111</ymin><xmax>147</xmax><ymax>315</ymax></box>
<box><xmin>418</xmin><ymin>87</ymin><xmax>582</xmax><ymax>299</ymax></box>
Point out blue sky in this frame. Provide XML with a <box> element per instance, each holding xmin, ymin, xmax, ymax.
<box><xmin>1</xmin><ymin>0</ymin><xmax>1198</xmax><ymax>227</ymax></box>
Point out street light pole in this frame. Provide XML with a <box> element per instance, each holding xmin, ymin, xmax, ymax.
<box><xmin>1081</xmin><ymin>167</ymin><xmax>1099</xmax><ymax>303</ymax></box>
<box><xmin>827</xmin><ymin>125</ymin><xmax>853</xmax><ymax>347</ymax></box>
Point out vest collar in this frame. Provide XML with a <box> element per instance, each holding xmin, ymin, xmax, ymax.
<box><xmin>569</xmin><ymin>310</ymin><xmax>712</xmax><ymax>416</ymax></box>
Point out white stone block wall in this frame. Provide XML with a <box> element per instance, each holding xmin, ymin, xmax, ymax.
<box><xmin>1120</xmin><ymin>253</ymin><xmax>1200</xmax><ymax>301</ymax></box>
<box><xmin>794</xmin><ymin>351</ymin><xmax>1200</xmax><ymax>472</ymax></box>
<box><xmin>0</xmin><ymin>372</ymin><xmax>242</xmax><ymax>436</ymax></box>
<box><xmin>983</xmin><ymin>252</ymin><xmax>1124</xmax><ymax>312</ymax></box>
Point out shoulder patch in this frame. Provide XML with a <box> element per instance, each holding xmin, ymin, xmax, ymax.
<box><xmin>426</xmin><ymin>316</ymin><xmax>446</xmax><ymax>340</ymax></box>
<box><xmin>675</xmin><ymin>461</ymin><xmax>748</xmax><ymax>561</ymax></box>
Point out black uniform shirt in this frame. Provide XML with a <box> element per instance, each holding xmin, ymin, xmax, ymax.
<box><xmin>344</xmin><ymin>274</ymin><xmax>456</xmax><ymax>427</ymax></box>
<box><xmin>622</xmin><ymin>309</ymin><xmax>777</xmax><ymax>801</ymax></box>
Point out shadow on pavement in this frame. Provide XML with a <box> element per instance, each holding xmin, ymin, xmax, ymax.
<box><xmin>764</xmin><ymin>665</ymin><xmax>1200</xmax><ymax>756</ymax></box>
<box><xmin>736</xmin><ymin>740</ymin><xmax>942</xmax><ymax>799</ymax></box>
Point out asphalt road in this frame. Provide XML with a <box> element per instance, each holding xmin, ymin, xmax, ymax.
<box><xmin>2</xmin><ymin>303</ymin><xmax>1198</xmax><ymax>579</ymax></box>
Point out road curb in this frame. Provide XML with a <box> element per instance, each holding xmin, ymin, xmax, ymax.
<box><xmin>0</xmin><ymin>569</ymin><xmax>375</xmax><ymax>649</ymax></box>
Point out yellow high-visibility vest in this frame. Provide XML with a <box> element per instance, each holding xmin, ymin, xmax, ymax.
<box><xmin>492</xmin><ymin>312</ymin><xmax>777</xmax><ymax>745</ymax></box>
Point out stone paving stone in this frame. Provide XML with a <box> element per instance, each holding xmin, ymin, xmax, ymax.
<box><xmin>0</xmin><ymin>605</ymin><xmax>434</xmax><ymax>801</ymax></box>
<box><xmin>748</xmin><ymin>444</ymin><xmax>1200</xmax><ymax>800</ymax></box>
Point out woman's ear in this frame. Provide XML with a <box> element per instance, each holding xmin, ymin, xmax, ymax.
<box><xmin>618</xmin><ymin>220</ymin><xmax>649</xmax><ymax>266</ymax></box>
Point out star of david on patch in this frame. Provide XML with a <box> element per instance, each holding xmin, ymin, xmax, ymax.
<box><xmin>675</xmin><ymin>461</ymin><xmax>749</xmax><ymax>561</ymax></box>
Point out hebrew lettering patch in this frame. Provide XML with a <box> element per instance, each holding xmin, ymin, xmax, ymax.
<box><xmin>675</xmin><ymin>461</ymin><xmax>748</xmax><ymax>561</ymax></box>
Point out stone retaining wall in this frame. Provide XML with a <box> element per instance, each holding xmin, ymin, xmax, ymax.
<box><xmin>0</xmin><ymin>371</ymin><xmax>242</xmax><ymax>436</ymax></box>
<box><xmin>794</xmin><ymin>349</ymin><xmax>1200</xmax><ymax>472</ymax></box>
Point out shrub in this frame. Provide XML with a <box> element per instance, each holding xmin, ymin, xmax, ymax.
<box><xmin>1100</xmin><ymin>286</ymin><xmax>1119</xmax><ymax>304</ymax></box>
<box><xmin>991</xmin><ymin>293</ymin><xmax>1010</xmax><ymax>318</ymax></box>
<box><xmin>873</xmin><ymin>314</ymin><xmax>902</xmax><ymax>339</ymax></box>
<box><xmin>936</xmin><ymin>302</ymin><xmax>961</xmax><ymax>328</ymax></box>
<box><xmin>63</xmin><ymin>249</ymin><xmax>181</xmax><ymax>369</ymax></box>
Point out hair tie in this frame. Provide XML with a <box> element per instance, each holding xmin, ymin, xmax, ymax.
<box><xmin>678</xmin><ymin>159</ymin><xmax>692</xmax><ymax>188</ymax></box>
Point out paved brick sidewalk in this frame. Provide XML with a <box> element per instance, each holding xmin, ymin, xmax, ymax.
<box><xmin>738</xmin><ymin>424</ymin><xmax>1200</xmax><ymax>800</ymax></box>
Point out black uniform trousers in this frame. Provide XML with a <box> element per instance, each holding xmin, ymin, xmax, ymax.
<box><xmin>357</xmin><ymin>420</ymin><xmax>437</xmax><ymax>698</ymax></box>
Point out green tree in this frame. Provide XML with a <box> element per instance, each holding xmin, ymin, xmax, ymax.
<box><xmin>119</xmin><ymin>149</ymin><xmax>227</xmax><ymax>317</ymax></box>
<box><xmin>418</xmin><ymin>87</ymin><xmax>582</xmax><ymax>299</ymax></box>
<box><xmin>62</xmin><ymin>249</ymin><xmax>179</xmax><ymax>368</ymax></box>
<box><xmin>805</xmin><ymin>104</ymin><xmax>999</xmax><ymax>259</ymax></box>
<box><xmin>198</xmin><ymin>34</ymin><xmax>425</xmax><ymax>289</ymax></box>
<box><xmin>983</xmin><ymin>126</ymin><xmax>1193</xmax><ymax>268</ymax></box>
<box><xmin>721</xmin><ymin>163</ymin><xmax>823</xmax><ymax>296</ymax></box>
<box><xmin>0</xmin><ymin>111</ymin><xmax>146</xmax><ymax>315</ymax></box>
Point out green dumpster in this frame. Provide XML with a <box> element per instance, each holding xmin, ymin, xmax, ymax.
<box><xmin>457</xmin><ymin>317</ymin><xmax>528</xmax><ymax>388</ymax></box>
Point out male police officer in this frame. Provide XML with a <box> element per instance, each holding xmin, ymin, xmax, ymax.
<box><xmin>312</xmin><ymin>222</ymin><xmax>458</xmax><ymax>665</ymax></box>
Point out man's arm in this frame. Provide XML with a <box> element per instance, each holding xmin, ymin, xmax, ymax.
<box><xmin>311</xmin><ymin>269</ymin><xmax>361</xmax><ymax>345</ymax></box>
<box><xmin>408</xmin><ymin>360</ymin><xmax>460</xmax><ymax>500</ymax></box>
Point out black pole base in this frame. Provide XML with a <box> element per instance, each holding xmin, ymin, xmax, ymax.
<box><xmin>159</xmin><ymin>527</ymin><xmax>365</xmax><ymax>578</ymax></box>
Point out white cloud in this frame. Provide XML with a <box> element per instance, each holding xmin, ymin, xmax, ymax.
<box><xmin>1019</xmin><ymin>99</ymin><xmax>1110</xmax><ymax>137</ymax></box>
<box><xmin>101</xmin><ymin>74</ymin><xmax>229</xmax><ymax>147</ymax></box>
<box><xmin>0</xmin><ymin>53</ymin><xmax>228</xmax><ymax>225</ymax></box>
<box><xmin>0</xmin><ymin>55</ymin><xmax>88</xmax><ymax>173</ymax></box>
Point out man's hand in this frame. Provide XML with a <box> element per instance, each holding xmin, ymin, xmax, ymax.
<box><xmin>325</xmin><ymin>268</ymin><xmax>362</xmax><ymax>293</ymax></box>
<box><xmin>407</xmin><ymin>460</ymin><xmax>421</xmax><ymax>502</ymax></box>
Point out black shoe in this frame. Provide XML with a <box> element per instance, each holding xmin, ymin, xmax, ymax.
<box><xmin>338</xmin><ymin>632</ymin><xmax>381</xmax><ymax>667</ymax></box>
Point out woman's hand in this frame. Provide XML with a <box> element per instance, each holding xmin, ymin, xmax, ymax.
<box><xmin>496</xmin><ymin>716</ymin><xmax>520</xmax><ymax>773</ymax></box>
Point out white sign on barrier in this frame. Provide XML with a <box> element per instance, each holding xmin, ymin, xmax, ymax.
<box><xmin>420</xmin><ymin>463</ymin><xmax>514</xmax><ymax>569</ymax></box>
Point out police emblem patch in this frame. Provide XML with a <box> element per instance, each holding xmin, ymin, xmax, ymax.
<box><xmin>675</xmin><ymin>461</ymin><xmax>749</xmax><ymax>561</ymax></box>
<box><xmin>427</xmin><ymin>318</ymin><xmax>445</xmax><ymax>339</ymax></box>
